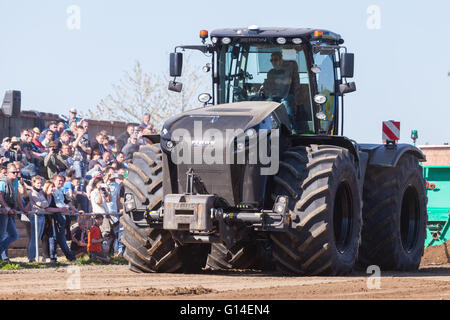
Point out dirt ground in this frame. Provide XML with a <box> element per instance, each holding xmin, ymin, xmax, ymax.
<box><xmin>1</xmin><ymin>243</ymin><xmax>449</xmax><ymax>300</ymax></box>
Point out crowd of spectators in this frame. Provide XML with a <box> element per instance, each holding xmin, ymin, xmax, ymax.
<box><xmin>0</xmin><ymin>110</ymin><xmax>157</xmax><ymax>263</ymax></box>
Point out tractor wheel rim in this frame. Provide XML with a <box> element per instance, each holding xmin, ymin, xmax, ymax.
<box><xmin>333</xmin><ymin>182</ymin><xmax>353</xmax><ymax>254</ymax></box>
<box><xmin>400</xmin><ymin>185</ymin><xmax>420</xmax><ymax>253</ymax></box>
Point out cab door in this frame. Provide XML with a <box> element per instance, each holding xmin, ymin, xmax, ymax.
<box><xmin>312</xmin><ymin>51</ymin><xmax>338</xmax><ymax>134</ymax></box>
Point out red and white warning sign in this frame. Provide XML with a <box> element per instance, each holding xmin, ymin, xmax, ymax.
<box><xmin>382</xmin><ymin>121</ymin><xmax>400</xmax><ymax>141</ymax></box>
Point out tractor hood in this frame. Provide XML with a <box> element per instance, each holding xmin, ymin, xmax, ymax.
<box><xmin>160</xmin><ymin>101</ymin><xmax>288</xmax><ymax>207</ymax></box>
<box><xmin>162</xmin><ymin>101</ymin><xmax>289</xmax><ymax>137</ymax></box>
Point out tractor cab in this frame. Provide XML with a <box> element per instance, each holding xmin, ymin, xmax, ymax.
<box><xmin>169</xmin><ymin>26</ymin><xmax>356</xmax><ymax>136</ymax></box>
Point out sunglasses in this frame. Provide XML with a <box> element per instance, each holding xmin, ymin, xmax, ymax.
<box><xmin>10</xmin><ymin>171</ymin><xmax>19</xmax><ymax>174</ymax></box>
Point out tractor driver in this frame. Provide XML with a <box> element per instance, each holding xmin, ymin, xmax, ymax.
<box><xmin>261</xmin><ymin>52</ymin><xmax>297</xmax><ymax>129</ymax></box>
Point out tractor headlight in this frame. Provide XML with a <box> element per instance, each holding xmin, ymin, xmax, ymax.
<box><xmin>166</xmin><ymin>140</ymin><xmax>174</xmax><ymax>150</ymax></box>
<box><xmin>273</xmin><ymin>196</ymin><xmax>288</xmax><ymax>214</ymax></box>
<box><xmin>221</xmin><ymin>37</ymin><xmax>231</xmax><ymax>45</ymax></box>
<box><xmin>314</xmin><ymin>94</ymin><xmax>328</xmax><ymax>105</ymax></box>
<box><xmin>276</xmin><ymin>37</ymin><xmax>287</xmax><ymax>45</ymax></box>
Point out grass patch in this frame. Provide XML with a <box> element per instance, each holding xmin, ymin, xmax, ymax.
<box><xmin>0</xmin><ymin>262</ymin><xmax>20</xmax><ymax>270</ymax></box>
<box><xmin>0</xmin><ymin>260</ymin><xmax>69</xmax><ymax>270</ymax></box>
<box><xmin>75</xmin><ymin>254</ymin><xmax>127</xmax><ymax>266</ymax></box>
<box><xmin>0</xmin><ymin>255</ymin><xmax>126</xmax><ymax>271</ymax></box>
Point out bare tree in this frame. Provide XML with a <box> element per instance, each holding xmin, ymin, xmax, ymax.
<box><xmin>86</xmin><ymin>56</ymin><xmax>210</xmax><ymax>129</ymax></box>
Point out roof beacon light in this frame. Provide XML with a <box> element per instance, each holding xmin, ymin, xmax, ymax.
<box><xmin>200</xmin><ymin>30</ymin><xmax>209</xmax><ymax>43</ymax></box>
<box><xmin>276</xmin><ymin>37</ymin><xmax>287</xmax><ymax>45</ymax></box>
<box><xmin>313</xmin><ymin>30</ymin><xmax>324</xmax><ymax>38</ymax></box>
<box><xmin>248</xmin><ymin>25</ymin><xmax>259</xmax><ymax>31</ymax></box>
<box><xmin>200</xmin><ymin>30</ymin><xmax>209</xmax><ymax>39</ymax></box>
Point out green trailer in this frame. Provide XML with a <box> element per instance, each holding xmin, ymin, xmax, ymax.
<box><xmin>420</xmin><ymin>146</ymin><xmax>450</xmax><ymax>247</ymax></box>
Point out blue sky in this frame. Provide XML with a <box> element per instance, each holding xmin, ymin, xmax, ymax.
<box><xmin>0</xmin><ymin>0</ymin><xmax>449</xmax><ymax>144</ymax></box>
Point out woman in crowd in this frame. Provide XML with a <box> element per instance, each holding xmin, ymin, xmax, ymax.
<box><xmin>27</xmin><ymin>176</ymin><xmax>48</xmax><ymax>262</ymax></box>
<box><xmin>42</xmin><ymin>180</ymin><xmax>76</xmax><ymax>262</ymax></box>
<box><xmin>41</xmin><ymin>181</ymin><xmax>55</xmax><ymax>262</ymax></box>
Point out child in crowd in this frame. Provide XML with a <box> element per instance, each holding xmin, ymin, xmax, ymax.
<box><xmin>87</xmin><ymin>214</ymin><xmax>110</xmax><ymax>263</ymax></box>
<box><xmin>70</xmin><ymin>219</ymin><xmax>89</xmax><ymax>258</ymax></box>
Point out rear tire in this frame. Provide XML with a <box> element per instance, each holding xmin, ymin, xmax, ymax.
<box><xmin>270</xmin><ymin>145</ymin><xmax>362</xmax><ymax>275</ymax></box>
<box><xmin>357</xmin><ymin>153</ymin><xmax>427</xmax><ymax>271</ymax></box>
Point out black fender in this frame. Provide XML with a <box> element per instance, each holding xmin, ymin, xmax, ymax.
<box><xmin>359</xmin><ymin>143</ymin><xmax>426</xmax><ymax>167</ymax></box>
<box><xmin>290</xmin><ymin>137</ymin><xmax>425</xmax><ymax>198</ymax></box>
<box><xmin>291</xmin><ymin>135</ymin><xmax>367</xmax><ymax>197</ymax></box>
<box><xmin>291</xmin><ymin>135</ymin><xmax>360</xmax><ymax>162</ymax></box>
<box><xmin>142</xmin><ymin>134</ymin><xmax>161</xmax><ymax>145</ymax></box>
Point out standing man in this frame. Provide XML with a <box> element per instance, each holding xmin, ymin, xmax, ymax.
<box><xmin>98</xmin><ymin>151</ymin><xmax>115</xmax><ymax>169</ymax></box>
<box><xmin>41</xmin><ymin>130</ymin><xmax>54</xmax><ymax>149</ymax></box>
<box><xmin>0</xmin><ymin>163</ymin><xmax>29</xmax><ymax>261</ymax></box>
<box><xmin>104</xmin><ymin>167</ymin><xmax>122</xmax><ymax>256</ymax></box>
<box><xmin>72</xmin><ymin>125</ymin><xmax>91</xmax><ymax>191</ymax></box>
<box><xmin>91</xmin><ymin>132</ymin><xmax>106</xmax><ymax>156</ymax></box>
<box><xmin>141</xmin><ymin>113</ymin><xmax>151</xmax><ymax>129</ymax></box>
<box><xmin>60</xmin><ymin>143</ymin><xmax>74</xmax><ymax>168</ymax></box>
<box><xmin>44</xmin><ymin>141</ymin><xmax>68</xmax><ymax>179</ymax></box>
<box><xmin>4</xmin><ymin>137</ymin><xmax>23</xmax><ymax>164</ymax></box>
<box><xmin>51</xmin><ymin>174</ymin><xmax>79</xmax><ymax>254</ymax></box>
<box><xmin>39</xmin><ymin>121</ymin><xmax>59</xmax><ymax>142</ymax></box>
<box><xmin>63</xmin><ymin>108</ymin><xmax>82</xmax><ymax>130</ymax></box>
<box><xmin>117</xmin><ymin>124</ymin><xmax>135</xmax><ymax>151</ymax></box>
<box><xmin>122</xmin><ymin>134</ymin><xmax>140</xmax><ymax>160</ymax></box>
<box><xmin>57</xmin><ymin>130</ymin><xmax>72</xmax><ymax>149</ymax></box>
<box><xmin>31</xmin><ymin>128</ymin><xmax>46</xmax><ymax>153</ymax></box>
<box><xmin>0</xmin><ymin>138</ymin><xmax>12</xmax><ymax>158</ymax></box>
<box><xmin>68</xmin><ymin>108</ymin><xmax>82</xmax><ymax>124</ymax></box>
<box><xmin>81</xmin><ymin>120</ymin><xmax>89</xmax><ymax>140</ymax></box>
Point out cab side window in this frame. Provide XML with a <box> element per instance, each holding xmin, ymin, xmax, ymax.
<box><xmin>313</xmin><ymin>53</ymin><xmax>336</xmax><ymax>132</ymax></box>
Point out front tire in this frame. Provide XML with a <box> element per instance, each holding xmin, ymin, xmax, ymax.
<box><xmin>270</xmin><ymin>145</ymin><xmax>362</xmax><ymax>275</ymax></box>
<box><xmin>122</xmin><ymin>144</ymin><xmax>208</xmax><ymax>273</ymax></box>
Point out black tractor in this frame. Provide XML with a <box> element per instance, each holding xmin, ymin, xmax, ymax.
<box><xmin>120</xmin><ymin>26</ymin><xmax>427</xmax><ymax>275</ymax></box>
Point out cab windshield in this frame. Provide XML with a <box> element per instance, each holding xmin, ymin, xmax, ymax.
<box><xmin>217</xmin><ymin>43</ymin><xmax>314</xmax><ymax>133</ymax></box>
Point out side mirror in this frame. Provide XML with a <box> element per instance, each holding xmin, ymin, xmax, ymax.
<box><xmin>170</xmin><ymin>52</ymin><xmax>183</xmax><ymax>77</ymax></box>
<box><xmin>339</xmin><ymin>82</ymin><xmax>356</xmax><ymax>95</ymax></box>
<box><xmin>168</xmin><ymin>81</ymin><xmax>183</xmax><ymax>93</ymax></box>
<box><xmin>340</xmin><ymin>53</ymin><xmax>354</xmax><ymax>78</ymax></box>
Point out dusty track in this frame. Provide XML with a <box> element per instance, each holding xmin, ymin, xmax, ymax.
<box><xmin>0</xmin><ymin>262</ymin><xmax>449</xmax><ymax>300</ymax></box>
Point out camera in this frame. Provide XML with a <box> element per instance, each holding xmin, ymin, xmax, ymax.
<box><xmin>100</xmin><ymin>184</ymin><xmax>108</xmax><ymax>194</ymax></box>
